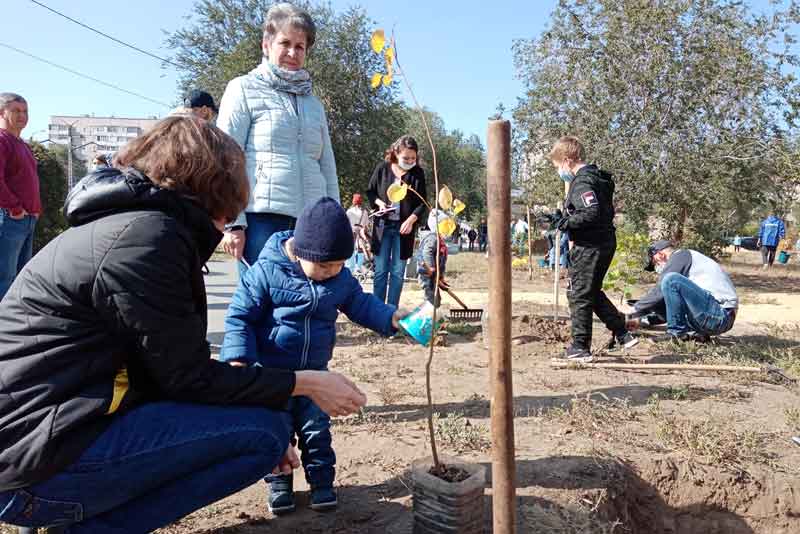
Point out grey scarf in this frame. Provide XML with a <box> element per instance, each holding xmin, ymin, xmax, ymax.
<box><xmin>258</xmin><ymin>59</ymin><xmax>312</xmax><ymax>95</ymax></box>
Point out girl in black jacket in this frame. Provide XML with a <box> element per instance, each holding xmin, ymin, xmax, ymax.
<box><xmin>366</xmin><ymin>135</ymin><xmax>427</xmax><ymax>307</ymax></box>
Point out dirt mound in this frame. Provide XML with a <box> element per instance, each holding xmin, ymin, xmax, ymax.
<box><xmin>635</xmin><ymin>457</ymin><xmax>799</xmax><ymax>534</ymax></box>
<box><xmin>513</xmin><ymin>315</ymin><xmax>571</xmax><ymax>344</ymax></box>
<box><xmin>518</xmin><ymin>455</ymin><xmax>800</xmax><ymax>534</ymax></box>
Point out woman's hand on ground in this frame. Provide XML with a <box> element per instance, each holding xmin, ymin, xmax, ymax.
<box><xmin>272</xmin><ymin>444</ymin><xmax>301</xmax><ymax>476</ymax></box>
<box><xmin>221</xmin><ymin>230</ymin><xmax>246</xmax><ymax>260</ymax></box>
<box><xmin>400</xmin><ymin>214</ymin><xmax>418</xmax><ymax>235</ymax></box>
<box><xmin>293</xmin><ymin>371</ymin><xmax>366</xmax><ymax>417</ymax></box>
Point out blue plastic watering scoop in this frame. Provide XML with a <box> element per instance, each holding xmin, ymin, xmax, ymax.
<box><xmin>399</xmin><ymin>301</ymin><xmax>442</xmax><ymax>346</ymax></box>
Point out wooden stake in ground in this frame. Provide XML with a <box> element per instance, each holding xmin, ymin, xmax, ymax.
<box><xmin>553</xmin><ymin>229</ymin><xmax>560</xmax><ymax>320</ymax></box>
<box><xmin>527</xmin><ymin>204</ymin><xmax>533</xmax><ymax>281</ymax></box>
<box><xmin>487</xmin><ymin>119</ymin><xmax>516</xmax><ymax>534</ymax></box>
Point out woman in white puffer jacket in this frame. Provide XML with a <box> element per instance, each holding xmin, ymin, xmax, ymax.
<box><xmin>217</xmin><ymin>3</ymin><xmax>339</xmax><ymax>271</ymax></box>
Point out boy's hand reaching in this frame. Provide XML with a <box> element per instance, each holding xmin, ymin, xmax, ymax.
<box><xmin>392</xmin><ymin>308</ymin><xmax>411</xmax><ymax>329</ymax></box>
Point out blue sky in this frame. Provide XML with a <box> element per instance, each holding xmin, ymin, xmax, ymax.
<box><xmin>0</xmin><ymin>0</ymin><xmax>786</xmax><ymax>148</ymax></box>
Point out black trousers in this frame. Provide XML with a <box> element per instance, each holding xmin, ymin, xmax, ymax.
<box><xmin>761</xmin><ymin>245</ymin><xmax>777</xmax><ymax>266</ymax></box>
<box><xmin>567</xmin><ymin>239</ymin><xmax>626</xmax><ymax>349</ymax></box>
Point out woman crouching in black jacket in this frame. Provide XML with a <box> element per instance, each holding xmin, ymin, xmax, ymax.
<box><xmin>0</xmin><ymin>116</ymin><xmax>366</xmax><ymax>533</ymax></box>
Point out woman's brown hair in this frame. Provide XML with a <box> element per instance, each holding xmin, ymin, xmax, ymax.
<box><xmin>115</xmin><ymin>116</ymin><xmax>249</xmax><ymax>222</ymax></box>
<box><xmin>384</xmin><ymin>135</ymin><xmax>419</xmax><ymax>163</ymax></box>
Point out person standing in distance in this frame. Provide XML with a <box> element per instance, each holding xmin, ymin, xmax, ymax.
<box><xmin>367</xmin><ymin>135</ymin><xmax>427</xmax><ymax>307</ymax></box>
<box><xmin>184</xmin><ymin>89</ymin><xmax>219</xmax><ymax>122</ymax></box>
<box><xmin>0</xmin><ymin>93</ymin><xmax>40</xmax><ymax>302</ymax></box>
<box><xmin>757</xmin><ymin>213</ymin><xmax>785</xmax><ymax>270</ymax></box>
<box><xmin>549</xmin><ymin>136</ymin><xmax>637</xmax><ymax>362</ymax></box>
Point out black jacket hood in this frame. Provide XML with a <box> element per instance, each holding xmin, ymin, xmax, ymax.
<box><xmin>577</xmin><ymin>164</ymin><xmax>615</xmax><ymax>194</ymax></box>
<box><xmin>64</xmin><ymin>168</ymin><xmax>222</xmax><ymax>262</ymax></box>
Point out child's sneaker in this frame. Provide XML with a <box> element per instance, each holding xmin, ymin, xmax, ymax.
<box><xmin>267</xmin><ymin>474</ymin><xmax>296</xmax><ymax>515</ymax></box>
<box><xmin>310</xmin><ymin>486</ymin><xmax>338</xmax><ymax>511</ymax></box>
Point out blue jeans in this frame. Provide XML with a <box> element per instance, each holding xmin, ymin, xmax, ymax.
<box><xmin>0</xmin><ymin>210</ymin><xmax>36</xmax><ymax>301</ymax></box>
<box><xmin>346</xmin><ymin>250</ymin><xmax>364</xmax><ymax>273</ymax></box>
<box><xmin>0</xmin><ymin>402</ymin><xmax>291</xmax><ymax>532</ymax></box>
<box><xmin>238</xmin><ymin>213</ymin><xmax>296</xmax><ymax>274</ymax></box>
<box><xmin>373</xmin><ymin>221</ymin><xmax>406</xmax><ymax>307</ymax></box>
<box><xmin>420</xmin><ymin>277</ymin><xmax>441</xmax><ymax>307</ymax></box>
<box><xmin>266</xmin><ymin>396</ymin><xmax>335</xmax><ymax>490</ymax></box>
<box><xmin>661</xmin><ymin>273</ymin><xmax>735</xmax><ymax>336</ymax></box>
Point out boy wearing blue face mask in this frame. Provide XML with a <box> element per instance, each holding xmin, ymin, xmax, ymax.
<box><xmin>549</xmin><ymin>136</ymin><xmax>637</xmax><ymax>362</ymax></box>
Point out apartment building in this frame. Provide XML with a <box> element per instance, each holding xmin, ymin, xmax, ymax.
<box><xmin>48</xmin><ymin>115</ymin><xmax>161</xmax><ymax>162</ymax></box>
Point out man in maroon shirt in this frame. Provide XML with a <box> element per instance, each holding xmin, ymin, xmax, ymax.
<box><xmin>0</xmin><ymin>93</ymin><xmax>41</xmax><ymax>301</ymax></box>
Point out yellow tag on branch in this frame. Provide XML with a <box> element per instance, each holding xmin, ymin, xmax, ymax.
<box><xmin>387</xmin><ymin>182</ymin><xmax>408</xmax><ymax>203</ymax></box>
<box><xmin>371</xmin><ymin>30</ymin><xmax>386</xmax><ymax>53</ymax></box>
<box><xmin>370</xmin><ymin>73</ymin><xmax>382</xmax><ymax>89</ymax></box>
<box><xmin>452</xmin><ymin>199</ymin><xmax>465</xmax><ymax>215</ymax></box>
<box><xmin>438</xmin><ymin>217</ymin><xmax>457</xmax><ymax>237</ymax></box>
<box><xmin>438</xmin><ymin>186</ymin><xmax>453</xmax><ymax>210</ymax></box>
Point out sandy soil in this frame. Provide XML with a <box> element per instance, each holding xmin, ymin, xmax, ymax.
<box><xmin>3</xmin><ymin>248</ymin><xmax>799</xmax><ymax>534</ymax></box>
<box><xmin>162</xmin><ymin>248</ymin><xmax>800</xmax><ymax>534</ymax></box>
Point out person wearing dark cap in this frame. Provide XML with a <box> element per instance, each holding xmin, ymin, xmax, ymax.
<box><xmin>622</xmin><ymin>240</ymin><xmax>739</xmax><ymax>342</ymax></box>
<box><xmin>549</xmin><ymin>136</ymin><xmax>637</xmax><ymax>362</ymax></box>
<box><xmin>184</xmin><ymin>89</ymin><xmax>218</xmax><ymax>121</ymax></box>
<box><xmin>220</xmin><ymin>197</ymin><xmax>406</xmax><ymax>514</ymax></box>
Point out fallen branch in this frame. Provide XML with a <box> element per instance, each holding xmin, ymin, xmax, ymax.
<box><xmin>552</xmin><ymin>361</ymin><xmax>757</xmax><ymax>372</ymax></box>
<box><xmin>550</xmin><ymin>361</ymin><xmax>798</xmax><ymax>384</ymax></box>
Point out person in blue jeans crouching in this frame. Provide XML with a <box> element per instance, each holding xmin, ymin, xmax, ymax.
<box><xmin>622</xmin><ymin>240</ymin><xmax>739</xmax><ymax>342</ymax></box>
<box><xmin>221</xmin><ymin>197</ymin><xmax>406</xmax><ymax>514</ymax></box>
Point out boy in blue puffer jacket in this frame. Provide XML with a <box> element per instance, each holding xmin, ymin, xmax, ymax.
<box><xmin>221</xmin><ymin>197</ymin><xmax>404</xmax><ymax>514</ymax></box>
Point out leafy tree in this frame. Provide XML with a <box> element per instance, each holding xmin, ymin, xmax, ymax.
<box><xmin>166</xmin><ymin>0</ymin><xmax>405</xmax><ymax>204</ymax></box>
<box><xmin>513</xmin><ymin>140</ymin><xmax>565</xmax><ymax>212</ymax></box>
<box><xmin>602</xmin><ymin>227</ymin><xmax>650</xmax><ymax>304</ymax></box>
<box><xmin>513</xmin><ymin>0</ymin><xmax>800</xmax><ymax>256</ymax></box>
<box><xmin>402</xmin><ymin>108</ymin><xmax>486</xmax><ymax>221</ymax></box>
<box><xmin>47</xmin><ymin>143</ymin><xmax>88</xmax><ymax>189</ymax></box>
<box><xmin>29</xmin><ymin>142</ymin><xmax>69</xmax><ymax>252</ymax></box>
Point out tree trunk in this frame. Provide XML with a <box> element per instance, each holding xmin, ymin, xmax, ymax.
<box><xmin>674</xmin><ymin>206</ymin><xmax>688</xmax><ymax>243</ymax></box>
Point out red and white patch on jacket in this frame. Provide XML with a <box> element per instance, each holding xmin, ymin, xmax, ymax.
<box><xmin>581</xmin><ymin>191</ymin><xmax>598</xmax><ymax>207</ymax></box>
